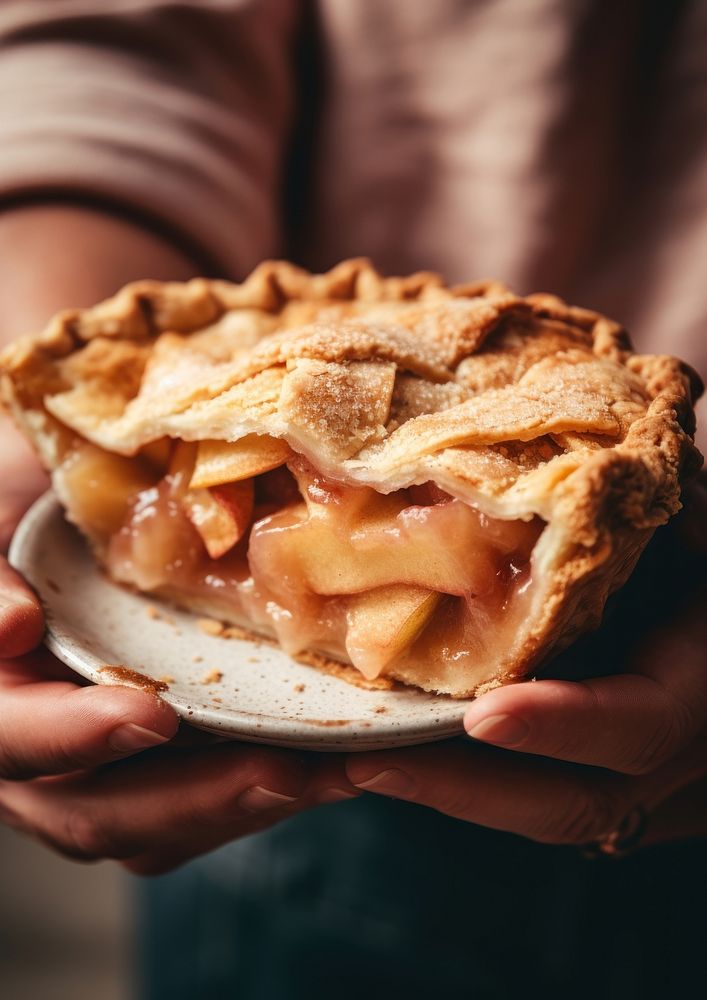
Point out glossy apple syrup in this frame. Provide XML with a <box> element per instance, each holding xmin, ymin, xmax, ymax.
<box><xmin>102</xmin><ymin>458</ymin><xmax>543</xmax><ymax>678</ymax></box>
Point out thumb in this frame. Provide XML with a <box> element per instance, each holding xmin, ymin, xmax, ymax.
<box><xmin>0</xmin><ymin>667</ymin><xmax>180</xmax><ymax>780</ymax></box>
<box><xmin>0</xmin><ymin>557</ymin><xmax>45</xmax><ymax>657</ymax></box>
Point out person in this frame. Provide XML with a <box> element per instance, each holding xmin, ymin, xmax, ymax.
<box><xmin>0</xmin><ymin>3</ymin><xmax>705</xmax><ymax>998</ymax></box>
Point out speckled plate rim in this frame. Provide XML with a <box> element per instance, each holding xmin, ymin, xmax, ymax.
<box><xmin>9</xmin><ymin>491</ymin><xmax>470</xmax><ymax>751</ymax></box>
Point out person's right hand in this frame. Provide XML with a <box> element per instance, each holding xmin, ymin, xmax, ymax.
<box><xmin>0</xmin><ymin>423</ymin><xmax>355</xmax><ymax>876</ymax></box>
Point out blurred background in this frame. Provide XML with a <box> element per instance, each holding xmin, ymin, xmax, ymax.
<box><xmin>0</xmin><ymin>1</ymin><xmax>706</xmax><ymax>998</ymax></box>
<box><xmin>0</xmin><ymin>826</ymin><xmax>131</xmax><ymax>1000</ymax></box>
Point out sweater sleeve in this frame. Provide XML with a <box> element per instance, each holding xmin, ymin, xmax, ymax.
<box><xmin>0</xmin><ymin>0</ymin><xmax>299</xmax><ymax>277</ymax></box>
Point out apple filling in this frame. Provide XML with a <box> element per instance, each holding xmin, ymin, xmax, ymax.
<box><xmin>55</xmin><ymin>437</ymin><xmax>544</xmax><ymax>688</ymax></box>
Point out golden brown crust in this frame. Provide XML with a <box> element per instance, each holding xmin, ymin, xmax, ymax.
<box><xmin>1</xmin><ymin>258</ymin><xmax>702</xmax><ymax>697</ymax></box>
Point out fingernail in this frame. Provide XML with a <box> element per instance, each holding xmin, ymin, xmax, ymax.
<box><xmin>354</xmin><ymin>769</ymin><xmax>417</xmax><ymax>797</ymax></box>
<box><xmin>238</xmin><ymin>786</ymin><xmax>298</xmax><ymax>813</ymax></box>
<box><xmin>466</xmin><ymin>713</ymin><xmax>529</xmax><ymax>746</ymax></box>
<box><xmin>109</xmin><ymin>723</ymin><xmax>171</xmax><ymax>753</ymax></box>
<box><xmin>317</xmin><ymin>788</ymin><xmax>359</xmax><ymax>804</ymax></box>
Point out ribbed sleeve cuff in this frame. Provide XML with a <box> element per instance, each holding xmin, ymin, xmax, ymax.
<box><xmin>0</xmin><ymin>42</ymin><xmax>287</xmax><ymax>277</ymax></box>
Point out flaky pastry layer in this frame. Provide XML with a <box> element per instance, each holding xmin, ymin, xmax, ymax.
<box><xmin>1</xmin><ymin>259</ymin><xmax>702</xmax><ymax>695</ymax></box>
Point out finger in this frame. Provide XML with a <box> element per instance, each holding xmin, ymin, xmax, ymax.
<box><xmin>346</xmin><ymin>741</ymin><xmax>628</xmax><ymax>845</ymax></box>
<box><xmin>120</xmin><ymin>808</ymin><xmax>296</xmax><ymax>876</ymax></box>
<box><xmin>0</xmin><ymin>557</ymin><xmax>44</xmax><ymax>657</ymax></box>
<box><xmin>462</xmin><ymin>595</ymin><xmax>707</xmax><ymax>775</ymax></box>
<box><xmin>462</xmin><ymin>674</ymin><xmax>688</xmax><ymax>775</ymax></box>
<box><xmin>123</xmin><ymin>763</ymin><xmax>360</xmax><ymax>876</ymax></box>
<box><xmin>0</xmin><ymin>744</ymin><xmax>353</xmax><ymax>866</ymax></box>
<box><xmin>0</xmin><ymin>670</ymin><xmax>178</xmax><ymax>779</ymax></box>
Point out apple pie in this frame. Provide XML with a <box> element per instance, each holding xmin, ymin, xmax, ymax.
<box><xmin>1</xmin><ymin>259</ymin><xmax>702</xmax><ymax>697</ymax></box>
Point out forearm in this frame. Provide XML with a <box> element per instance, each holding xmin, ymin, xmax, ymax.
<box><xmin>0</xmin><ymin>202</ymin><xmax>200</xmax><ymax>343</ymax></box>
<box><xmin>0</xmin><ymin>202</ymin><xmax>201</xmax><ymax>542</ymax></box>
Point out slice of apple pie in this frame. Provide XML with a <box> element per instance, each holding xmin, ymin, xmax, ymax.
<box><xmin>1</xmin><ymin>259</ymin><xmax>701</xmax><ymax>697</ymax></box>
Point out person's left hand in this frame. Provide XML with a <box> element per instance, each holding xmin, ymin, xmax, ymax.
<box><xmin>0</xmin><ymin>420</ymin><xmax>357</xmax><ymax>878</ymax></box>
<box><xmin>346</xmin><ymin>480</ymin><xmax>707</xmax><ymax>849</ymax></box>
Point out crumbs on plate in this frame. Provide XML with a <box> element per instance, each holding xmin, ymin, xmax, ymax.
<box><xmin>197</xmin><ymin>617</ymin><xmax>225</xmax><ymax>636</ymax></box>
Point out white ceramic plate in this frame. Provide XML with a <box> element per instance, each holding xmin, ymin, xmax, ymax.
<box><xmin>9</xmin><ymin>492</ymin><xmax>468</xmax><ymax>751</ymax></box>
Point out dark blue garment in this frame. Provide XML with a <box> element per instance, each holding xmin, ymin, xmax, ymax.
<box><xmin>137</xmin><ymin>793</ymin><xmax>707</xmax><ymax>1000</ymax></box>
<box><xmin>137</xmin><ymin>523</ymin><xmax>707</xmax><ymax>999</ymax></box>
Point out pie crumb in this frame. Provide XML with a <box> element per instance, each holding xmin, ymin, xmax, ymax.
<box><xmin>192</xmin><ymin>654</ymin><xmax>204</xmax><ymax>663</ymax></box>
<box><xmin>223</xmin><ymin>624</ymin><xmax>253</xmax><ymax>641</ymax></box>
<box><xmin>146</xmin><ymin>605</ymin><xmax>161</xmax><ymax>620</ymax></box>
<box><xmin>294</xmin><ymin>683</ymin><xmax>306</xmax><ymax>693</ymax></box>
<box><xmin>158</xmin><ymin>673</ymin><xmax>175</xmax><ymax>684</ymax></box>
<box><xmin>294</xmin><ymin>650</ymin><xmax>396</xmax><ymax>690</ymax></box>
<box><xmin>200</xmin><ymin>668</ymin><xmax>223</xmax><ymax>685</ymax></box>
<box><xmin>198</xmin><ymin>618</ymin><xmax>225</xmax><ymax>636</ymax></box>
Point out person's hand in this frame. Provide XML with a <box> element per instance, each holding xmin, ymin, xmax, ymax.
<box><xmin>0</xmin><ymin>425</ymin><xmax>357</xmax><ymax>874</ymax></box>
<box><xmin>0</xmin><ymin>652</ymin><xmax>355</xmax><ymax>878</ymax></box>
<box><xmin>346</xmin><ymin>477</ymin><xmax>707</xmax><ymax>848</ymax></box>
<box><xmin>0</xmin><ymin>450</ymin><xmax>356</xmax><ymax>875</ymax></box>
<box><xmin>0</xmin><ymin>206</ymin><xmax>359</xmax><ymax>873</ymax></box>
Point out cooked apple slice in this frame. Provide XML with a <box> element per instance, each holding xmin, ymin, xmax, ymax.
<box><xmin>107</xmin><ymin>477</ymin><xmax>203</xmax><ymax>591</ymax></box>
<box><xmin>190</xmin><ymin>435</ymin><xmax>292</xmax><ymax>489</ymax></box>
<box><xmin>181</xmin><ymin>479</ymin><xmax>254</xmax><ymax>559</ymax></box>
<box><xmin>54</xmin><ymin>442</ymin><xmax>158</xmax><ymax>539</ymax></box>
<box><xmin>345</xmin><ymin>585</ymin><xmax>440</xmax><ymax>679</ymax></box>
<box><xmin>289</xmin><ymin>454</ymin><xmax>408</xmax><ymax>523</ymax></box>
<box><xmin>211</xmin><ymin>480</ymin><xmax>255</xmax><ymax>543</ymax></box>
<box><xmin>249</xmin><ymin>498</ymin><xmax>501</xmax><ymax>597</ymax></box>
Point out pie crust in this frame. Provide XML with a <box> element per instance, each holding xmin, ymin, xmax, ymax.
<box><xmin>1</xmin><ymin>258</ymin><xmax>702</xmax><ymax>697</ymax></box>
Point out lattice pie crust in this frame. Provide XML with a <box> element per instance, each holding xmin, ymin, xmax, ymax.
<box><xmin>1</xmin><ymin>259</ymin><xmax>701</xmax><ymax>696</ymax></box>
